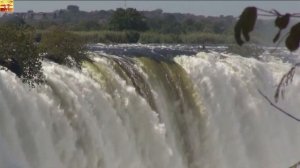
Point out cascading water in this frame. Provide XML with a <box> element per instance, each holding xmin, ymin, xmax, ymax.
<box><xmin>1</xmin><ymin>44</ymin><xmax>300</xmax><ymax>168</ymax></box>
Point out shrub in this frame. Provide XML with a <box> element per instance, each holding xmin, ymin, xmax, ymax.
<box><xmin>73</xmin><ymin>31</ymin><xmax>141</xmax><ymax>43</ymax></box>
<box><xmin>139</xmin><ymin>32</ymin><xmax>182</xmax><ymax>43</ymax></box>
<box><xmin>39</xmin><ymin>27</ymin><xmax>89</xmax><ymax>68</ymax></box>
<box><xmin>181</xmin><ymin>32</ymin><xmax>228</xmax><ymax>44</ymax></box>
<box><xmin>0</xmin><ymin>25</ymin><xmax>43</xmax><ymax>86</ymax></box>
<box><xmin>139</xmin><ymin>32</ymin><xmax>162</xmax><ymax>43</ymax></box>
<box><xmin>125</xmin><ymin>31</ymin><xmax>140</xmax><ymax>43</ymax></box>
<box><xmin>109</xmin><ymin>8</ymin><xmax>148</xmax><ymax>31</ymax></box>
<box><xmin>103</xmin><ymin>31</ymin><xmax>127</xmax><ymax>43</ymax></box>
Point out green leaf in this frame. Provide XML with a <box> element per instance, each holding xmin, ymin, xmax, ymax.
<box><xmin>285</xmin><ymin>23</ymin><xmax>300</xmax><ymax>51</ymax></box>
<box><xmin>234</xmin><ymin>7</ymin><xmax>257</xmax><ymax>45</ymax></box>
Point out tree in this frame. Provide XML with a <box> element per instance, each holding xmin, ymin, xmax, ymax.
<box><xmin>235</xmin><ymin>7</ymin><xmax>300</xmax><ymax>121</ymax></box>
<box><xmin>109</xmin><ymin>8</ymin><xmax>148</xmax><ymax>31</ymax></box>
<box><xmin>125</xmin><ymin>31</ymin><xmax>140</xmax><ymax>43</ymax></box>
<box><xmin>0</xmin><ymin>16</ymin><xmax>25</xmax><ymax>27</ymax></box>
<box><xmin>67</xmin><ymin>5</ymin><xmax>79</xmax><ymax>13</ymax></box>
<box><xmin>0</xmin><ymin>25</ymin><xmax>43</xmax><ymax>86</ymax></box>
<box><xmin>234</xmin><ymin>7</ymin><xmax>300</xmax><ymax>50</ymax></box>
<box><xmin>236</xmin><ymin>8</ymin><xmax>300</xmax><ymax>167</ymax></box>
<box><xmin>76</xmin><ymin>20</ymin><xmax>102</xmax><ymax>31</ymax></box>
<box><xmin>39</xmin><ymin>27</ymin><xmax>89</xmax><ymax>68</ymax></box>
<box><xmin>159</xmin><ymin>14</ymin><xmax>183</xmax><ymax>34</ymax></box>
<box><xmin>182</xmin><ymin>19</ymin><xmax>204</xmax><ymax>33</ymax></box>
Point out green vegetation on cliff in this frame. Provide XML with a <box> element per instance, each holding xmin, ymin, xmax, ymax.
<box><xmin>0</xmin><ymin>25</ymin><xmax>43</xmax><ymax>86</ymax></box>
<box><xmin>0</xmin><ymin>24</ymin><xmax>89</xmax><ymax>86</ymax></box>
<box><xmin>1</xmin><ymin>6</ymin><xmax>278</xmax><ymax>44</ymax></box>
<box><xmin>39</xmin><ymin>27</ymin><xmax>89</xmax><ymax>68</ymax></box>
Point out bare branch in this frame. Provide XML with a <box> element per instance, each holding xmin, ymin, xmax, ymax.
<box><xmin>256</xmin><ymin>8</ymin><xmax>300</xmax><ymax>18</ymax></box>
<box><xmin>290</xmin><ymin>15</ymin><xmax>300</xmax><ymax>18</ymax></box>
<box><xmin>272</xmin><ymin>9</ymin><xmax>281</xmax><ymax>16</ymax></box>
<box><xmin>291</xmin><ymin>13</ymin><xmax>300</xmax><ymax>17</ymax></box>
<box><xmin>290</xmin><ymin>160</ymin><xmax>300</xmax><ymax>168</ymax></box>
<box><xmin>256</xmin><ymin>8</ymin><xmax>277</xmax><ymax>16</ymax></box>
<box><xmin>274</xmin><ymin>63</ymin><xmax>300</xmax><ymax>102</ymax></box>
<box><xmin>270</xmin><ymin>32</ymin><xmax>290</xmax><ymax>53</ymax></box>
<box><xmin>257</xmin><ymin>14</ymin><xmax>278</xmax><ymax>17</ymax></box>
<box><xmin>257</xmin><ymin>89</ymin><xmax>300</xmax><ymax>122</ymax></box>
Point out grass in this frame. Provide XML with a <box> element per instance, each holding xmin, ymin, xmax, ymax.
<box><xmin>70</xmin><ymin>30</ymin><xmax>235</xmax><ymax>44</ymax></box>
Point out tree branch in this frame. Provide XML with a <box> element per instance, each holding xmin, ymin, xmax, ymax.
<box><xmin>257</xmin><ymin>14</ymin><xmax>277</xmax><ymax>17</ymax></box>
<box><xmin>290</xmin><ymin>161</ymin><xmax>300</xmax><ymax>168</ymax></box>
<box><xmin>256</xmin><ymin>8</ymin><xmax>277</xmax><ymax>16</ymax></box>
<box><xmin>270</xmin><ymin>32</ymin><xmax>290</xmax><ymax>53</ymax></box>
<box><xmin>257</xmin><ymin>89</ymin><xmax>300</xmax><ymax>122</ymax></box>
<box><xmin>274</xmin><ymin>63</ymin><xmax>300</xmax><ymax>102</ymax></box>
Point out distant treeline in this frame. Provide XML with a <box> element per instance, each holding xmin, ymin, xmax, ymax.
<box><xmin>0</xmin><ymin>5</ymin><xmax>279</xmax><ymax>44</ymax></box>
<box><xmin>0</xmin><ymin>6</ymin><xmax>278</xmax><ymax>86</ymax></box>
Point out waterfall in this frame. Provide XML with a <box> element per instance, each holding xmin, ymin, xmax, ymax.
<box><xmin>1</xmin><ymin>45</ymin><xmax>300</xmax><ymax>168</ymax></box>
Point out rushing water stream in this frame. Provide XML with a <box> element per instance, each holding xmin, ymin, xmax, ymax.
<box><xmin>1</xmin><ymin>44</ymin><xmax>300</xmax><ymax>168</ymax></box>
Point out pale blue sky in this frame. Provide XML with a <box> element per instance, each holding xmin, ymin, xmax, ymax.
<box><xmin>14</xmin><ymin>1</ymin><xmax>300</xmax><ymax>16</ymax></box>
